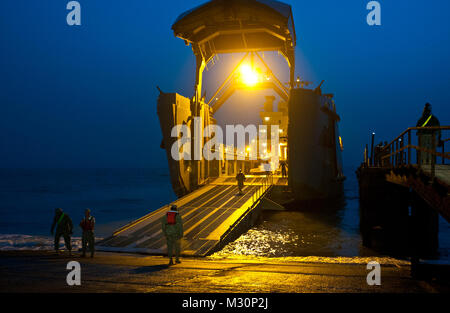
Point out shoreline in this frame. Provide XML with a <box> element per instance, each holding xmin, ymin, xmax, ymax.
<box><xmin>1</xmin><ymin>250</ymin><xmax>448</xmax><ymax>293</ymax></box>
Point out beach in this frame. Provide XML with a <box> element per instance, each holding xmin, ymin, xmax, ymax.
<box><xmin>1</xmin><ymin>250</ymin><xmax>448</xmax><ymax>293</ymax></box>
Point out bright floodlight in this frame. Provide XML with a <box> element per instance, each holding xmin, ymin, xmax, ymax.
<box><xmin>239</xmin><ymin>64</ymin><xmax>259</xmax><ymax>87</ymax></box>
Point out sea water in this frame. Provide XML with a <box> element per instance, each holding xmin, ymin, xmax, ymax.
<box><xmin>0</xmin><ymin>167</ymin><xmax>448</xmax><ymax>260</ymax></box>
<box><xmin>0</xmin><ymin>168</ymin><xmax>175</xmax><ymax>250</ymax></box>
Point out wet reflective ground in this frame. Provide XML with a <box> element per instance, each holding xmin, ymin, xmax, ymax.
<box><xmin>2</xmin><ymin>251</ymin><xmax>438</xmax><ymax>293</ymax></box>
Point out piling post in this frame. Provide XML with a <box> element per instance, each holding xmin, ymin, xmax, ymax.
<box><xmin>431</xmin><ymin>131</ymin><xmax>436</xmax><ymax>179</ymax></box>
<box><xmin>370</xmin><ymin>132</ymin><xmax>375</xmax><ymax>166</ymax></box>
<box><xmin>410</xmin><ymin>191</ymin><xmax>439</xmax><ymax>259</ymax></box>
<box><xmin>408</xmin><ymin>130</ymin><xmax>411</xmax><ymax>164</ymax></box>
<box><xmin>396</xmin><ymin>140</ymin><xmax>399</xmax><ymax>166</ymax></box>
<box><xmin>364</xmin><ymin>144</ymin><xmax>369</xmax><ymax>166</ymax></box>
<box><xmin>442</xmin><ymin>141</ymin><xmax>445</xmax><ymax>165</ymax></box>
<box><xmin>358</xmin><ymin>167</ymin><xmax>410</xmax><ymax>255</ymax></box>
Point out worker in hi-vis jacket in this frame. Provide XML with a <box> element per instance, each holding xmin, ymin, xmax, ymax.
<box><xmin>416</xmin><ymin>103</ymin><xmax>442</xmax><ymax>165</ymax></box>
<box><xmin>161</xmin><ymin>204</ymin><xmax>183</xmax><ymax>265</ymax></box>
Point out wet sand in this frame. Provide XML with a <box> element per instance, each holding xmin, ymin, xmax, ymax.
<box><xmin>0</xmin><ymin>251</ymin><xmax>448</xmax><ymax>293</ymax></box>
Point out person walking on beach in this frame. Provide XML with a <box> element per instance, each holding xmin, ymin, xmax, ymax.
<box><xmin>161</xmin><ymin>205</ymin><xmax>183</xmax><ymax>265</ymax></box>
<box><xmin>236</xmin><ymin>169</ymin><xmax>246</xmax><ymax>195</ymax></box>
<box><xmin>51</xmin><ymin>208</ymin><xmax>73</xmax><ymax>255</ymax></box>
<box><xmin>80</xmin><ymin>208</ymin><xmax>95</xmax><ymax>258</ymax></box>
<box><xmin>416</xmin><ymin>103</ymin><xmax>442</xmax><ymax>165</ymax></box>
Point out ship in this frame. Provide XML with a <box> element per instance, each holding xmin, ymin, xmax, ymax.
<box><xmin>157</xmin><ymin>0</ymin><xmax>345</xmax><ymax>203</ymax></box>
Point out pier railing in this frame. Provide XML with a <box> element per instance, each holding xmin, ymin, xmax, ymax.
<box><xmin>365</xmin><ymin>126</ymin><xmax>450</xmax><ymax>178</ymax></box>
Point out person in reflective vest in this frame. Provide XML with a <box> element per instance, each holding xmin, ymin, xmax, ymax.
<box><xmin>416</xmin><ymin>103</ymin><xmax>442</xmax><ymax>165</ymax></box>
<box><xmin>51</xmin><ymin>208</ymin><xmax>73</xmax><ymax>255</ymax></box>
<box><xmin>161</xmin><ymin>204</ymin><xmax>183</xmax><ymax>265</ymax></box>
<box><xmin>236</xmin><ymin>169</ymin><xmax>246</xmax><ymax>195</ymax></box>
<box><xmin>80</xmin><ymin>208</ymin><xmax>95</xmax><ymax>258</ymax></box>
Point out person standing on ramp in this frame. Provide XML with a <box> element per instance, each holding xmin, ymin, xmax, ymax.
<box><xmin>161</xmin><ymin>204</ymin><xmax>183</xmax><ymax>265</ymax></box>
<box><xmin>236</xmin><ymin>169</ymin><xmax>246</xmax><ymax>195</ymax></box>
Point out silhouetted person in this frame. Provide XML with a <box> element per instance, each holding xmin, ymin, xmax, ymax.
<box><xmin>374</xmin><ymin>142</ymin><xmax>383</xmax><ymax>167</ymax></box>
<box><xmin>80</xmin><ymin>208</ymin><xmax>95</xmax><ymax>258</ymax></box>
<box><xmin>161</xmin><ymin>205</ymin><xmax>183</xmax><ymax>265</ymax></box>
<box><xmin>51</xmin><ymin>208</ymin><xmax>73</xmax><ymax>255</ymax></box>
<box><xmin>416</xmin><ymin>103</ymin><xmax>442</xmax><ymax>165</ymax></box>
<box><xmin>236</xmin><ymin>169</ymin><xmax>246</xmax><ymax>195</ymax></box>
<box><xmin>279</xmin><ymin>161</ymin><xmax>288</xmax><ymax>178</ymax></box>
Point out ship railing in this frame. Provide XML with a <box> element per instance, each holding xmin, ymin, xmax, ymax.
<box><xmin>366</xmin><ymin>126</ymin><xmax>450</xmax><ymax>179</ymax></box>
<box><xmin>217</xmin><ymin>173</ymin><xmax>274</xmax><ymax>250</ymax></box>
<box><xmin>251</xmin><ymin>172</ymin><xmax>274</xmax><ymax>204</ymax></box>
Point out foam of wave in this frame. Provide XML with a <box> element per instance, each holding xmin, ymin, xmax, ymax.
<box><xmin>208</xmin><ymin>254</ymin><xmax>411</xmax><ymax>266</ymax></box>
<box><xmin>0</xmin><ymin>234</ymin><xmax>102</xmax><ymax>251</ymax></box>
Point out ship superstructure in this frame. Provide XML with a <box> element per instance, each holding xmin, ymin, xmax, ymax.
<box><xmin>157</xmin><ymin>0</ymin><xmax>344</xmax><ymax>202</ymax></box>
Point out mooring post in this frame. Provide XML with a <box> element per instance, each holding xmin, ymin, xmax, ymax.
<box><xmin>395</xmin><ymin>140</ymin><xmax>399</xmax><ymax>166</ymax></box>
<box><xmin>370</xmin><ymin>132</ymin><xmax>375</xmax><ymax>166</ymax></box>
<box><xmin>431</xmin><ymin>130</ymin><xmax>436</xmax><ymax>179</ymax></box>
<box><xmin>364</xmin><ymin>144</ymin><xmax>369</xmax><ymax>166</ymax></box>
<box><xmin>410</xmin><ymin>190</ymin><xmax>420</xmax><ymax>278</ymax></box>
<box><xmin>443</xmin><ymin>141</ymin><xmax>445</xmax><ymax>165</ymax></box>
<box><xmin>408</xmin><ymin>130</ymin><xmax>411</xmax><ymax>165</ymax></box>
<box><xmin>417</xmin><ymin>134</ymin><xmax>422</xmax><ymax>169</ymax></box>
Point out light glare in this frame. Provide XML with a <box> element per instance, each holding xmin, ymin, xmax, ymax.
<box><xmin>239</xmin><ymin>64</ymin><xmax>259</xmax><ymax>87</ymax></box>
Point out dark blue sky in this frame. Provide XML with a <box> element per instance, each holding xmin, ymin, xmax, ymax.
<box><xmin>1</xmin><ymin>0</ymin><xmax>449</xmax><ymax>169</ymax></box>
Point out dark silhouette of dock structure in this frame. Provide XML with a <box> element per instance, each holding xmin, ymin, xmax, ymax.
<box><xmin>357</xmin><ymin>126</ymin><xmax>449</xmax><ymax>273</ymax></box>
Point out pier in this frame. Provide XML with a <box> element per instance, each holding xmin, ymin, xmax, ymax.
<box><xmin>357</xmin><ymin>126</ymin><xmax>449</xmax><ymax>260</ymax></box>
<box><xmin>97</xmin><ymin>175</ymin><xmax>286</xmax><ymax>256</ymax></box>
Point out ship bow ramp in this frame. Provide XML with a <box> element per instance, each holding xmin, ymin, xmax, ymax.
<box><xmin>97</xmin><ymin>177</ymin><xmax>280</xmax><ymax>256</ymax></box>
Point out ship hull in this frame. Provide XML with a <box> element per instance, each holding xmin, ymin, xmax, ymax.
<box><xmin>288</xmin><ymin>88</ymin><xmax>344</xmax><ymax>202</ymax></box>
<box><xmin>157</xmin><ymin>92</ymin><xmax>193</xmax><ymax>197</ymax></box>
